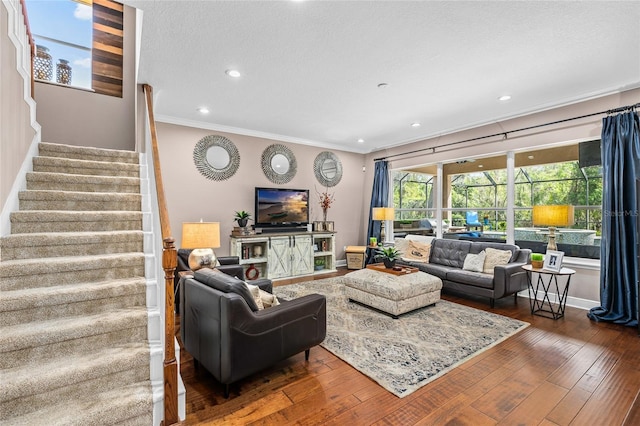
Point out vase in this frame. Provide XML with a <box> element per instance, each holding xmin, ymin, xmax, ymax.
<box><xmin>56</xmin><ymin>59</ymin><xmax>72</xmax><ymax>85</ymax></box>
<box><xmin>237</xmin><ymin>218</ymin><xmax>248</xmax><ymax>227</ymax></box>
<box><xmin>322</xmin><ymin>209</ymin><xmax>328</xmax><ymax>222</ymax></box>
<box><xmin>531</xmin><ymin>260</ymin><xmax>544</xmax><ymax>269</ymax></box>
<box><xmin>383</xmin><ymin>258</ymin><xmax>396</xmax><ymax>269</ymax></box>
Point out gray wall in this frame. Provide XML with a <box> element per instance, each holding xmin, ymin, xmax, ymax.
<box><xmin>155</xmin><ymin>122</ymin><xmax>369</xmax><ymax>261</ymax></box>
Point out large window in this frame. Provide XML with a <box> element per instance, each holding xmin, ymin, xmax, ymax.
<box><xmin>27</xmin><ymin>0</ymin><xmax>92</xmax><ymax>89</ymax></box>
<box><xmin>391</xmin><ymin>142</ymin><xmax>603</xmax><ymax>259</ymax></box>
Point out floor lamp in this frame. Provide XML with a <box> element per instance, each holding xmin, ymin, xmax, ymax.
<box><xmin>532</xmin><ymin>205</ymin><xmax>575</xmax><ymax>251</ymax></box>
<box><xmin>181</xmin><ymin>221</ymin><xmax>221</xmax><ymax>271</ymax></box>
<box><xmin>373</xmin><ymin>207</ymin><xmax>395</xmax><ymax>244</ymax></box>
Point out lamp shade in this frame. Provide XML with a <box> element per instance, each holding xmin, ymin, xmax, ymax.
<box><xmin>532</xmin><ymin>205</ymin><xmax>575</xmax><ymax>227</ymax></box>
<box><xmin>372</xmin><ymin>207</ymin><xmax>395</xmax><ymax>221</ymax></box>
<box><xmin>181</xmin><ymin>222</ymin><xmax>221</xmax><ymax>249</ymax></box>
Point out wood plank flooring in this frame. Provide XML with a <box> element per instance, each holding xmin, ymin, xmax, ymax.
<box><xmin>176</xmin><ymin>268</ymin><xmax>640</xmax><ymax>425</ymax></box>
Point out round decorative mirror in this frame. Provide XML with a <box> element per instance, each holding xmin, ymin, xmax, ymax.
<box><xmin>261</xmin><ymin>144</ymin><xmax>297</xmax><ymax>184</ymax></box>
<box><xmin>193</xmin><ymin>135</ymin><xmax>240</xmax><ymax>181</ymax></box>
<box><xmin>314</xmin><ymin>151</ymin><xmax>343</xmax><ymax>187</ymax></box>
<box><xmin>271</xmin><ymin>153</ymin><xmax>290</xmax><ymax>175</ymax></box>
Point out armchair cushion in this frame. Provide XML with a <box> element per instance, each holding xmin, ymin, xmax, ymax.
<box><xmin>194</xmin><ymin>268</ymin><xmax>260</xmax><ymax>311</ymax></box>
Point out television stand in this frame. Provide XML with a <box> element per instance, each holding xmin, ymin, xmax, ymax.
<box><xmin>230</xmin><ymin>231</ymin><xmax>336</xmax><ymax>280</ymax></box>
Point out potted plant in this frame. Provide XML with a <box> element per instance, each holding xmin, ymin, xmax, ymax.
<box><xmin>376</xmin><ymin>246</ymin><xmax>401</xmax><ymax>269</ymax></box>
<box><xmin>234</xmin><ymin>210</ymin><xmax>251</xmax><ymax>228</ymax></box>
<box><xmin>314</xmin><ymin>258</ymin><xmax>325</xmax><ymax>271</ymax></box>
<box><xmin>531</xmin><ymin>253</ymin><xmax>544</xmax><ymax>269</ymax></box>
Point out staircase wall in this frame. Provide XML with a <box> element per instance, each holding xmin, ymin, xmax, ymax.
<box><xmin>0</xmin><ymin>1</ymin><xmax>41</xmax><ymax>239</ymax></box>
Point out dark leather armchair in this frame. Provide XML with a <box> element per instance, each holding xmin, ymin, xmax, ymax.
<box><xmin>181</xmin><ymin>268</ymin><xmax>327</xmax><ymax>397</ymax></box>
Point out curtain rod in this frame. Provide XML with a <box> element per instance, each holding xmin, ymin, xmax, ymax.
<box><xmin>374</xmin><ymin>102</ymin><xmax>640</xmax><ymax>162</ymax></box>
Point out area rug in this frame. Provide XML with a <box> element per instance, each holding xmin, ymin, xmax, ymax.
<box><xmin>274</xmin><ymin>276</ymin><xmax>529</xmax><ymax>398</ymax></box>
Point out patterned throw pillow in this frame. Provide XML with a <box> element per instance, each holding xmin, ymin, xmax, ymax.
<box><xmin>463</xmin><ymin>250</ymin><xmax>486</xmax><ymax>272</ymax></box>
<box><xmin>402</xmin><ymin>240</ymin><xmax>431</xmax><ymax>263</ymax></box>
<box><xmin>483</xmin><ymin>247</ymin><xmax>513</xmax><ymax>274</ymax></box>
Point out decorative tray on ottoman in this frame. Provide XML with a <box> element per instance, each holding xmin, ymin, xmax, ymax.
<box><xmin>366</xmin><ymin>263</ymin><xmax>420</xmax><ymax>276</ymax></box>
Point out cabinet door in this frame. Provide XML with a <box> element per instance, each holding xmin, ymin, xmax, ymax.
<box><xmin>267</xmin><ymin>237</ymin><xmax>291</xmax><ymax>279</ymax></box>
<box><xmin>291</xmin><ymin>235</ymin><xmax>313</xmax><ymax>276</ymax></box>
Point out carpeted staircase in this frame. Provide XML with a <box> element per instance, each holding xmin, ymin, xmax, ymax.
<box><xmin>0</xmin><ymin>142</ymin><xmax>153</xmax><ymax>425</ymax></box>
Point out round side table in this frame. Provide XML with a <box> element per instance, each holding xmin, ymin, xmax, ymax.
<box><xmin>522</xmin><ymin>264</ymin><xmax>576</xmax><ymax>320</ymax></box>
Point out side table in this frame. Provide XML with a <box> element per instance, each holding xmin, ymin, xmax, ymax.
<box><xmin>522</xmin><ymin>264</ymin><xmax>576</xmax><ymax>319</ymax></box>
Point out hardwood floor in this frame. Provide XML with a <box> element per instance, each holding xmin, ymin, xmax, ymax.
<box><xmin>176</xmin><ymin>269</ymin><xmax>640</xmax><ymax>425</ymax></box>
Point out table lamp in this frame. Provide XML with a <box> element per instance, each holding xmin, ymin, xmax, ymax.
<box><xmin>181</xmin><ymin>221</ymin><xmax>221</xmax><ymax>271</ymax></box>
<box><xmin>532</xmin><ymin>205</ymin><xmax>574</xmax><ymax>251</ymax></box>
<box><xmin>372</xmin><ymin>207</ymin><xmax>395</xmax><ymax>243</ymax></box>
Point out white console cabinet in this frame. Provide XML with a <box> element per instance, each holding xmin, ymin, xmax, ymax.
<box><xmin>230</xmin><ymin>232</ymin><xmax>336</xmax><ymax>281</ymax></box>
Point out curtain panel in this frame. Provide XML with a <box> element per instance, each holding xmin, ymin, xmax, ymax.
<box><xmin>588</xmin><ymin>110</ymin><xmax>640</xmax><ymax>327</ymax></box>
<box><xmin>367</xmin><ymin>161</ymin><xmax>389</xmax><ymax>244</ymax></box>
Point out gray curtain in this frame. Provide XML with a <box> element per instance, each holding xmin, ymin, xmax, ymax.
<box><xmin>367</xmin><ymin>161</ymin><xmax>389</xmax><ymax>244</ymax></box>
<box><xmin>588</xmin><ymin>110</ymin><xmax>640</xmax><ymax>326</ymax></box>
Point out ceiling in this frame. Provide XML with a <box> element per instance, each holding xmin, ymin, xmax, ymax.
<box><xmin>123</xmin><ymin>0</ymin><xmax>640</xmax><ymax>154</ymax></box>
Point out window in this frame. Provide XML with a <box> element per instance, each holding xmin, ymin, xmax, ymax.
<box><xmin>26</xmin><ymin>0</ymin><xmax>124</xmax><ymax>97</ymax></box>
<box><xmin>392</xmin><ymin>142</ymin><xmax>603</xmax><ymax>259</ymax></box>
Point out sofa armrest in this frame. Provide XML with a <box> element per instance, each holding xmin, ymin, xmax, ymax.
<box><xmin>493</xmin><ymin>262</ymin><xmax>529</xmax><ymax>299</ymax></box>
<box><xmin>217</xmin><ymin>264</ymin><xmax>243</xmax><ymax>280</ymax></box>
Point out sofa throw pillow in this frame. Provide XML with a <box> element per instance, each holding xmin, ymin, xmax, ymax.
<box><xmin>483</xmin><ymin>247</ymin><xmax>513</xmax><ymax>274</ymax></box>
<box><xmin>402</xmin><ymin>240</ymin><xmax>431</xmax><ymax>263</ymax></box>
<box><xmin>245</xmin><ymin>283</ymin><xmax>281</xmax><ymax>310</ymax></box>
<box><xmin>463</xmin><ymin>250</ymin><xmax>486</xmax><ymax>272</ymax></box>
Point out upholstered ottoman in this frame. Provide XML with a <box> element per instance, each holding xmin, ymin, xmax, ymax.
<box><xmin>344</xmin><ymin>268</ymin><xmax>442</xmax><ymax>318</ymax></box>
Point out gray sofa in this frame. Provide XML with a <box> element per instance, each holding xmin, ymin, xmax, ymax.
<box><xmin>399</xmin><ymin>238</ymin><xmax>531</xmax><ymax>307</ymax></box>
<box><xmin>180</xmin><ymin>268</ymin><xmax>326</xmax><ymax>397</ymax></box>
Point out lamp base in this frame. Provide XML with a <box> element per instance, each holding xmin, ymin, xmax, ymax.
<box><xmin>547</xmin><ymin>227</ymin><xmax>557</xmax><ymax>251</ymax></box>
<box><xmin>188</xmin><ymin>248</ymin><xmax>217</xmax><ymax>271</ymax></box>
<box><xmin>380</xmin><ymin>222</ymin><xmax>386</xmax><ymax>244</ymax></box>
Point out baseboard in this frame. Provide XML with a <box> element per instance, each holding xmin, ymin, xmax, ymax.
<box><xmin>517</xmin><ymin>290</ymin><xmax>599</xmax><ymax>311</ymax></box>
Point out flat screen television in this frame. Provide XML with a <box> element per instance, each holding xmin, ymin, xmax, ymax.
<box><xmin>255</xmin><ymin>187</ymin><xmax>309</xmax><ymax>227</ymax></box>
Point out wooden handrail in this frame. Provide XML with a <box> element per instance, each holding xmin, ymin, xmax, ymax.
<box><xmin>19</xmin><ymin>0</ymin><xmax>36</xmax><ymax>96</ymax></box>
<box><xmin>142</xmin><ymin>84</ymin><xmax>179</xmax><ymax>425</ymax></box>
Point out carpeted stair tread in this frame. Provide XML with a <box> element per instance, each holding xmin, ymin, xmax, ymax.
<box><xmin>0</xmin><ymin>308</ymin><xmax>148</xmax><ymax>355</ymax></box>
<box><xmin>38</xmin><ymin>142</ymin><xmax>138</xmax><ymax>164</ymax></box>
<box><xmin>26</xmin><ymin>171</ymin><xmax>140</xmax><ymax>193</ymax></box>
<box><xmin>0</xmin><ymin>277</ymin><xmax>147</xmax><ymax>326</ymax></box>
<box><xmin>33</xmin><ymin>155</ymin><xmax>140</xmax><ymax>177</ymax></box>
<box><xmin>3</xmin><ymin>382</ymin><xmax>153</xmax><ymax>426</ymax></box>
<box><xmin>18</xmin><ymin>189</ymin><xmax>141</xmax><ymax>211</ymax></box>
<box><xmin>0</xmin><ymin>253</ymin><xmax>145</xmax><ymax>291</ymax></box>
<box><xmin>0</xmin><ymin>230</ymin><xmax>144</xmax><ymax>260</ymax></box>
<box><xmin>10</xmin><ymin>210</ymin><xmax>143</xmax><ymax>233</ymax></box>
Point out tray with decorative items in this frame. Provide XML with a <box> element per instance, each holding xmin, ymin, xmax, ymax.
<box><xmin>366</xmin><ymin>263</ymin><xmax>420</xmax><ymax>276</ymax></box>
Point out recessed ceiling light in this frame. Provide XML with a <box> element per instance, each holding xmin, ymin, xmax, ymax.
<box><xmin>377</xmin><ymin>83</ymin><xmax>388</xmax><ymax>89</ymax></box>
<box><xmin>197</xmin><ymin>107</ymin><xmax>210</xmax><ymax>114</ymax></box>
<box><xmin>411</xmin><ymin>122</ymin><xmax>421</xmax><ymax>127</ymax></box>
<box><xmin>528</xmin><ymin>155</ymin><xmax>534</xmax><ymax>159</ymax></box>
<box><xmin>498</xmin><ymin>95</ymin><xmax>512</xmax><ymax>101</ymax></box>
<box><xmin>225</xmin><ymin>69</ymin><xmax>241</xmax><ymax>78</ymax></box>
<box><xmin>357</xmin><ymin>138</ymin><xmax>365</xmax><ymax>143</ymax></box>
<box><xmin>478</xmin><ymin>164</ymin><xmax>484</xmax><ymax>168</ymax></box>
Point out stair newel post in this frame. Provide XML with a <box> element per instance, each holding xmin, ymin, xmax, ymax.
<box><xmin>162</xmin><ymin>237</ymin><xmax>179</xmax><ymax>425</ymax></box>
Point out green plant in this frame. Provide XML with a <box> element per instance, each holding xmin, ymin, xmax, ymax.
<box><xmin>530</xmin><ymin>253</ymin><xmax>544</xmax><ymax>262</ymax></box>
<box><xmin>314</xmin><ymin>258</ymin><xmax>325</xmax><ymax>266</ymax></box>
<box><xmin>234</xmin><ymin>210</ymin><xmax>251</xmax><ymax>220</ymax></box>
<box><xmin>376</xmin><ymin>246</ymin><xmax>400</xmax><ymax>261</ymax></box>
